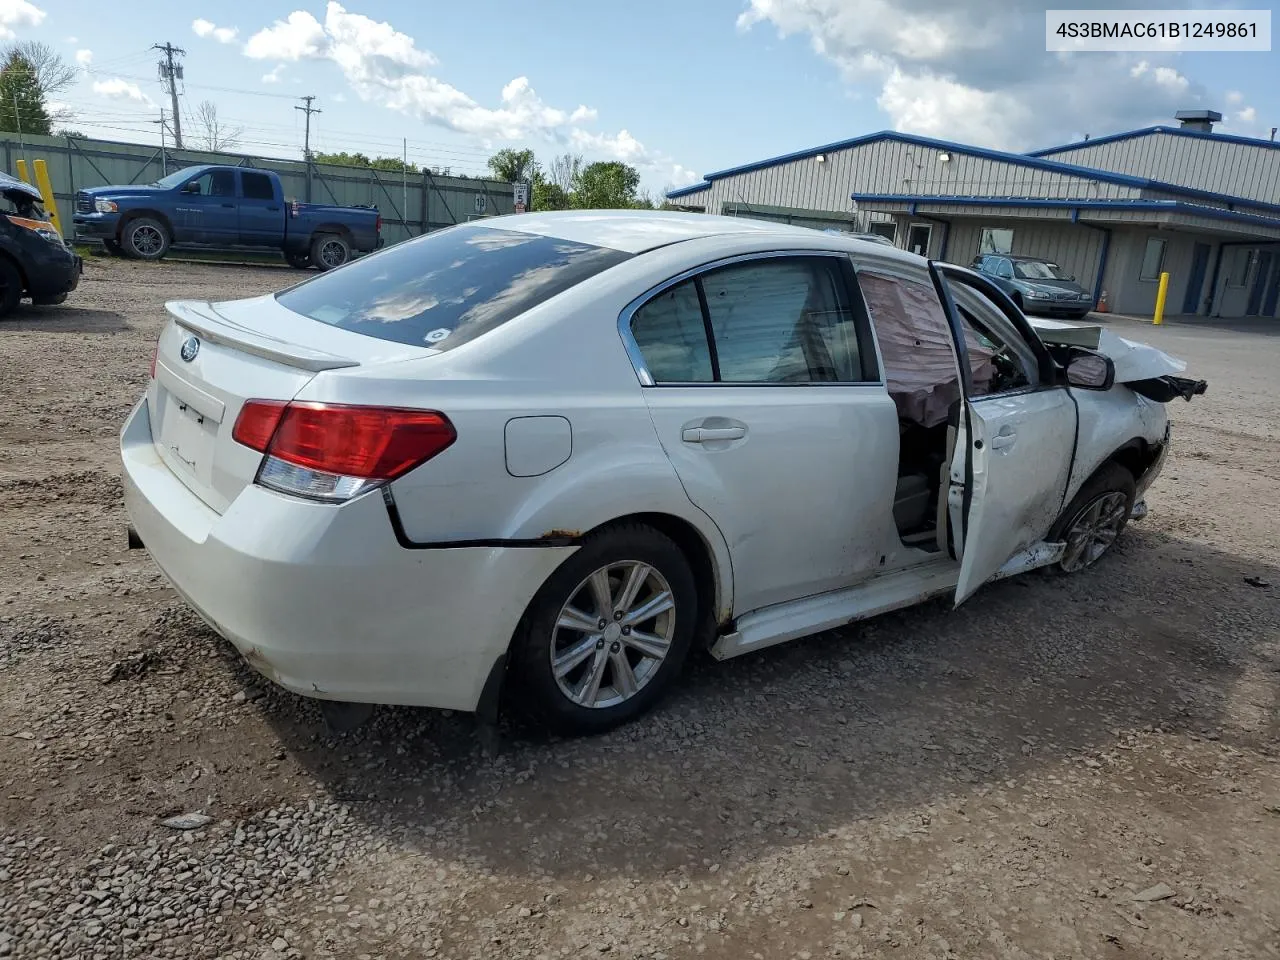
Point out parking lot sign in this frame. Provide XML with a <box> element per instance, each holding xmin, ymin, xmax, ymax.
<box><xmin>513</xmin><ymin>181</ymin><xmax>530</xmax><ymax>214</ymax></box>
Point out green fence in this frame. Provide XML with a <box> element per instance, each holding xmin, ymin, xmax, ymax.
<box><xmin>1</xmin><ymin>133</ymin><xmax>515</xmax><ymax>248</ymax></box>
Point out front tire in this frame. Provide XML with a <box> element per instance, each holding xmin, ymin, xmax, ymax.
<box><xmin>310</xmin><ymin>233</ymin><xmax>350</xmax><ymax>271</ymax></box>
<box><xmin>1049</xmin><ymin>461</ymin><xmax>1136</xmax><ymax>573</ymax></box>
<box><xmin>285</xmin><ymin>251</ymin><xmax>312</xmax><ymax>270</ymax></box>
<box><xmin>121</xmin><ymin>217</ymin><xmax>170</xmax><ymax>261</ymax></box>
<box><xmin>0</xmin><ymin>257</ymin><xmax>23</xmax><ymax>317</ymax></box>
<box><xmin>510</xmin><ymin>524</ymin><xmax>699</xmax><ymax>735</ymax></box>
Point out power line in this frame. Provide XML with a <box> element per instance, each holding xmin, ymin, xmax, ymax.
<box><xmin>152</xmin><ymin>42</ymin><xmax>186</xmax><ymax>148</ymax></box>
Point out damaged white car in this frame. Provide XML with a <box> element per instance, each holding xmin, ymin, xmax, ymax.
<box><xmin>120</xmin><ymin>212</ymin><xmax>1205</xmax><ymax>735</ymax></box>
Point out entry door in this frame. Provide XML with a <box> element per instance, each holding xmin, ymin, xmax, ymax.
<box><xmin>626</xmin><ymin>252</ymin><xmax>899</xmax><ymax>614</ymax></box>
<box><xmin>1181</xmin><ymin>243</ymin><xmax>1211</xmax><ymax>314</ymax></box>
<box><xmin>928</xmin><ymin>263</ymin><xmax>1076</xmax><ymax>603</ymax></box>
<box><xmin>237</xmin><ymin>170</ymin><xmax>282</xmax><ymax>246</ymax></box>
<box><xmin>176</xmin><ymin>169</ymin><xmax>239</xmax><ymax>243</ymax></box>
<box><xmin>1247</xmin><ymin>251</ymin><xmax>1273</xmax><ymax>316</ymax></box>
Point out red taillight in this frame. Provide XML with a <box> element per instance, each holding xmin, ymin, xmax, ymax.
<box><xmin>375</xmin><ymin>214</ymin><xmax>382</xmax><ymax>233</ymax></box>
<box><xmin>233</xmin><ymin>401</ymin><xmax>455</xmax><ymax>481</ymax></box>
<box><xmin>232</xmin><ymin>399</ymin><xmax>288</xmax><ymax>452</ymax></box>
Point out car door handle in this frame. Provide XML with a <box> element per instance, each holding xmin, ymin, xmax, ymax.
<box><xmin>266</xmin><ymin>206</ymin><xmax>280</xmax><ymax>211</ymax></box>
<box><xmin>682</xmin><ymin>426</ymin><xmax>746</xmax><ymax>443</ymax></box>
<box><xmin>221</xmin><ymin>203</ymin><xmax>235</xmax><ymax>208</ymax></box>
<box><xmin>989</xmin><ymin>431</ymin><xmax>1017</xmax><ymax>451</ymax></box>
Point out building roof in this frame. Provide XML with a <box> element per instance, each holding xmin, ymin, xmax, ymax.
<box><xmin>850</xmin><ymin>193</ymin><xmax>1280</xmax><ymax>231</ymax></box>
<box><xmin>1028</xmin><ymin>125</ymin><xmax>1280</xmax><ymax>158</ymax></box>
<box><xmin>667</xmin><ymin>128</ymin><xmax>1280</xmax><ymax>214</ymax></box>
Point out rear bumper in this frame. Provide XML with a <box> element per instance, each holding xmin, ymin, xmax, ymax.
<box><xmin>120</xmin><ymin>398</ymin><xmax>573</xmax><ymax>711</ymax></box>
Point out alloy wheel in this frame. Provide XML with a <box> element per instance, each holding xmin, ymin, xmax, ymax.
<box><xmin>132</xmin><ymin>225</ymin><xmax>163</xmax><ymax>256</ymax></box>
<box><xmin>550</xmin><ymin>560</ymin><xmax>676</xmax><ymax>709</ymax></box>
<box><xmin>319</xmin><ymin>240</ymin><xmax>346</xmax><ymax>268</ymax></box>
<box><xmin>1060</xmin><ymin>491</ymin><xmax>1129</xmax><ymax>572</ymax></box>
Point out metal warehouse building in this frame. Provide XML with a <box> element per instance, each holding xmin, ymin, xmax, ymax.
<box><xmin>666</xmin><ymin>110</ymin><xmax>1280</xmax><ymax>320</ymax></box>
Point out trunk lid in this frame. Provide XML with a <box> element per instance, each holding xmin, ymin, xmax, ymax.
<box><xmin>149</xmin><ymin>296</ymin><xmax>440</xmax><ymax>512</ymax></box>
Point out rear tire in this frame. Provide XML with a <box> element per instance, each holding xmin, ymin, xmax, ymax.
<box><xmin>0</xmin><ymin>257</ymin><xmax>23</xmax><ymax>317</ymax></box>
<box><xmin>121</xmin><ymin>217</ymin><xmax>170</xmax><ymax>261</ymax></box>
<box><xmin>510</xmin><ymin>524</ymin><xmax>698</xmax><ymax>736</ymax></box>
<box><xmin>1049</xmin><ymin>461</ymin><xmax>1136</xmax><ymax>573</ymax></box>
<box><xmin>310</xmin><ymin>233</ymin><xmax>350</xmax><ymax>271</ymax></box>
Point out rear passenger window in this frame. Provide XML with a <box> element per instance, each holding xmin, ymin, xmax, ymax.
<box><xmin>630</xmin><ymin>280</ymin><xmax>714</xmax><ymax>383</ymax></box>
<box><xmin>701</xmin><ymin>257</ymin><xmax>869</xmax><ymax>383</ymax></box>
<box><xmin>242</xmin><ymin>172</ymin><xmax>274</xmax><ymax>200</ymax></box>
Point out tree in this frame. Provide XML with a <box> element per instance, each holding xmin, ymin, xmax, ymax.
<box><xmin>487</xmin><ymin>148</ymin><xmax>538</xmax><ymax>183</ymax></box>
<box><xmin>546</xmin><ymin>153</ymin><xmax>582</xmax><ymax>194</ymax></box>
<box><xmin>0</xmin><ymin>52</ymin><xmax>51</xmax><ymax>135</ymax></box>
<box><xmin>1</xmin><ymin>42</ymin><xmax>75</xmax><ymax>100</ymax></box>
<box><xmin>531</xmin><ymin>176</ymin><xmax>570</xmax><ymax>211</ymax></box>
<box><xmin>194</xmin><ymin>100</ymin><xmax>243</xmax><ymax>152</ymax></box>
<box><xmin>313</xmin><ymin>150</ymin><xmax>418</xmax><ymax>174</ymax></box>
<box><xmin>573</xmin><ymin>161</ymin><xmax>642</xmax><ymax>209</ymax></box>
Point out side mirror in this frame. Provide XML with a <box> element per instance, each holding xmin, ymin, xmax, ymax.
<box><xmin>183</xmin><ymin>181</ymin><xmax>200</xmax><ymax>194</ymax></box>
<box><xmin>1066</xmin><ymin>350</ymin><xmax>1115</xmax><ymax>391</ymax></box>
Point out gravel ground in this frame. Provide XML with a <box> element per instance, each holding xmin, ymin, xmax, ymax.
<box><xmin>2</xmin><ymin>256</ymin><xmax>1279</xmax><ymax>960</ymax></box>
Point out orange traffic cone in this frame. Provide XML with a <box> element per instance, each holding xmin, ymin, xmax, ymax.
<box><xmin>1096</xmin><ymin>290</ymin><xmax>1109</xmax><ymax>313</ymax></box>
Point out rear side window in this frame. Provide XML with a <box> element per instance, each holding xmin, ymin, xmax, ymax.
<box><xmin>242</xmin><ymin>172</ymin><xmax>274</xmax><ymax>200</ymax></box>
<box><xmin>276</xmin><ymin>225</ymin><xmax>632</xmax><ymax>351</ymax></box>
<box><xmin>630</xmin><ymin>280</ymin><xmax>714</xmax><ymax>383</ymax></box>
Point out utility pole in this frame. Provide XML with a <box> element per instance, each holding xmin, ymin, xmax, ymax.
<box><xmin>154</xmin><ymin>109</ymin><xmax>168</xmax><ymax>175</ymax></box>
<box><xmin>153</xmin><ymin>42</ymin><xmax>185</xmax><ymax>149</ymax></box>
<box><xmin>296</xmin><ymin>95</ymin><xmax>321</xmax><ymax>202</ymax></box>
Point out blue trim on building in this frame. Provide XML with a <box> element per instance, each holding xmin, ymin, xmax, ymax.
<box><xmin>1028</xmin><ymin>125</ymin><xmax>1280</xmax><ymax>158</ymax></box>
<box><xmin>850</xmin><ymin>194</ymin><xmax>1280</xmax><ymax>230</ymax></box>
<box><xmin>666</xmin><ymin>182</ymin><xmax>710</xmax><ymax>199</ymax></box>
<box><xmin>663</xmin><ymin>129</ymin><xmax>1280</xmax><ymax>215</ymax></box>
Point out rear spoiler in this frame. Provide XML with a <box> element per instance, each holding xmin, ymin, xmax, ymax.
<box><xmin>166</xmin><ymin>300</ymin><xmax>359</xmax><ymax>372</ymax></box>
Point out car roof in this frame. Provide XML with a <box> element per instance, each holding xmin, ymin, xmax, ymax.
<box><xmin>1007</xmin><ymin>255</ymin><xmax>1056</xmax><ymax>263</ymax></box>
<box><xmin>476</xmin><ymin>209</ymin><xmax>916</xmax><ymax>257</ymax></box>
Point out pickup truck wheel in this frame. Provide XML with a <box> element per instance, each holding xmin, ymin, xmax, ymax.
<box><xmin>122</xmin><ymin>218</ymin><xmax>170</xmax><ymax>261</ymax></box>
<box><xmin>0</xmin><ymin>257</ymin><xmax>23</xmax><ymax>318</ymax></box>
<box><xmin>285</xmin><ymin>251</ymin><xmax>312</xmax><ymax>270</ymax></box>
<box><xmin>310</xmin><ymin>234</ymin><xmax>350</xmax><ymax>271</ymax></box>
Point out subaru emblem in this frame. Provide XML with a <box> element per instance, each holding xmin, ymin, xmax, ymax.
<box><xmin>180</xmin><ymin>336</ymin><xmax>200</xmax><ymax>363</ymax></box>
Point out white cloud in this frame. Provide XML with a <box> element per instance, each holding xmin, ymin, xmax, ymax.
<box><xmin>0</xmin><ymin>0</ymin><xmax>44</xmax><ymax>39</ymax></box>
<box><xmin>74</xmin><ymin>48</ymin><xmax>92</xmax><ymax>67</ymax></box>
<box><xmin>1237</xmin><ymin>106</ymin><xmax>1257</xmax><ymax>124</ymax></box>
<box><xmin>240</xmin><ymin>3</ymin><xmax>691</xmax><ymax>183</ymax></box>
<box><xmin>64</xmin><ymin>35</ymin><xmax>77</xmax><ymax>44</ymax></box>
<box><xmin>92</xmin><ymin>77</ymin><xmax>154</xmax><ymax>106</ymax></box>
<box><xmin>193</xmin><ymin>18</ymin><xmax>239</xmax><ymax>44</ymax></box>
<box><xmin>262</xmin><ymin>63</ymin><xmax>285</xmax><ymax>84</ymax></box>
<box><xmin>737</xmin><ymin>0</ymin><xmax>1216</xmax><ymax>151</ymax></box>
<box><xmin>1226</xmin><ymin>90</ymin><xmax>1243</xmax><ymax>105</ymax></box>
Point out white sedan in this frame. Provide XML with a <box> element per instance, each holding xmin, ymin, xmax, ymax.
<box><xmin>121</xmin><ymin>212</ymin><xmax>1204</xmax><ymax>735</ymax></box>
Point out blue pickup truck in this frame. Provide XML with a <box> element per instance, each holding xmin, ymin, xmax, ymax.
<box><xmin>72</xmin><ymin>164</ymin><xmax>381</xmax><ymax>270</ymax></box>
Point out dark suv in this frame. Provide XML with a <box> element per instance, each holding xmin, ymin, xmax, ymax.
<box><xmin>971</xmin><ymin>254</ymin><xmax>1093</xmax><ymax>319</ymax></box>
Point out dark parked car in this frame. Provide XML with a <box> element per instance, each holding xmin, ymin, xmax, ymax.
<box><xmin>0</xmin><ymin>172</ymin><xmax>81</xmax><ymax>318</ymax></box>
<box><xmin>971</xmin><ymin>254</ymin><xmax>1094</xmax><ymax>319</ymax></box>
<box><xmin>72</xmin><ymin>164</ymin><xmax>381</xmax><ymax>270</ymax></box>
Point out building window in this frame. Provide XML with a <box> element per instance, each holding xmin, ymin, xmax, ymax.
<box><xmin>979</xmin><ymin>227</ymin><xmax>1014</xmax><ymax>255</ymax></box>
<box><xmin>906</xmin><ymin>223</ymin><xmax>932</xmax><ymax>256</ymax></box>
<box><xmin>1139</xmin><ymin>237</ymin><xmax>1167</xmax><ymax>281</ymax></box>
<box><xmin>868</xmin><ymin>221</ymin><xmax>896</xmax><ymax>241</ymax></box>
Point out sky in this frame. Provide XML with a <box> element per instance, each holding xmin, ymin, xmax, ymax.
<box><xmin>3</xmin><ymin>0</ymin><xmax>1277</xmax><ymax>194</ymax></box>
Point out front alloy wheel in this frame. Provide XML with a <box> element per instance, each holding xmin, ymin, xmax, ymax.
<box><xmin>551</xmin><ymin>561</ymin><xmax>676</xmax><ymax>709</ymax></box>
<box><xmin>1060</xmin><ymin>491</ymin><xmax>1129</xmax><ymax>572</ymax></box>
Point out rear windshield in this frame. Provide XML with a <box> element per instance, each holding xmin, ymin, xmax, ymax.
<box><xmin>1013</xmin><ymin>260</ymin><xmax>1069</xmax><ymax>281</ymax></box>
<box><xmin>275</xmin><ymin>224</ymin><xmax>633</xmax><ymax>351</ymax></box>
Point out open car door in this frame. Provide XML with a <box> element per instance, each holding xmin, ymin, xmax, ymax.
<box><xmin>927</xmin><ymin>262</ymin><xmax>1076</xmax><ymax>604</ymax></box>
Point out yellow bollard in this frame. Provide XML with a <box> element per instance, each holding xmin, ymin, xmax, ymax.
<box><xmin>1152</xmin><ymin>271</ymin><xmax>1170</xmax><ymax>326</ymax></box>
<box><xmin>15</xmin><ymin>159</ymin><xmax>30</xmax><ymax>184</ymax></box>
<box><xmin>32</xmin><ymin>159</ymin><xmax>62</xmax><ymax>236</ymax></box>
